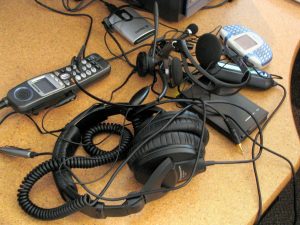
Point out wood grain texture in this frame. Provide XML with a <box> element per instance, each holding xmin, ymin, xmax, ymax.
<box><xmin>0</xmin><ymin>0</ymin><xmax>299</xmax><ymax>224</ymax></box>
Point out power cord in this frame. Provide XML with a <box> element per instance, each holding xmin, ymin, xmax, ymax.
<box><xmin>34</xmin><ymin>0</ymin><xmax>94</xmax><ymax>59</ymax></box>
<box><xmin>0</xmin><ymin>99</ymin><xmax>8</xmax><ymax>110</ymax></box>
<box><xmin>202</xmin><ymin>0</ymin><xmax>233</xmax><ymax>10</ymax></box>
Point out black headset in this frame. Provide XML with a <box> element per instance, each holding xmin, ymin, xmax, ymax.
<box><xmin>135</xmin><ymin>2</ymin><xmax>191</xmax><ymax>99</ymax></box>
<box><xmin>18</xmin><ymin>101</ymin><xmax>209</xmax><ymax>220</ymax></box>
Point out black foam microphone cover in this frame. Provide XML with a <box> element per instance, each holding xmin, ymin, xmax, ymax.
<box><xmin>196</xmin><ymin>33</ymin><xmax>223</xmax><ymax>69</ymax></box>
<box><xmin>187</xmin><ymin>23</ymin><xmax>199</xmax><ymax>35</ymax></box>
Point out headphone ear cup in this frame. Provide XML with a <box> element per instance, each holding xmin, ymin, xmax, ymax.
<box><xmin>136</xmin><ymin>52</ymin><xmax>149</xmax><ymax>77</ymax></box>
<box><xmin>128</xmin><ymin>111</ymin><xmax>209</xmax><ymax>186</ymax></box>
<box><xmin>170</xmin><ymin>57</ymin><xmax>183</xmax><ymax>87</ymax></box>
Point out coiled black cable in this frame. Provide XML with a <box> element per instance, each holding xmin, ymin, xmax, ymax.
<box><xmin>82</xmin><ymin>123</ymin><xmax>132</xmax><ymax>157</ymax></box>
<box><xmin>17</xmin><ymin>123</ymin><xmax>133</xmax><ymax>220</ymax></box>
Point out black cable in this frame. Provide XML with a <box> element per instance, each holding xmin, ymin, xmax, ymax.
<box><xmin>109</xmin><ymin>68</ymin><xmax>136</xmax><ymax>102</ymax></box>
<box><xmin>33</xmin><ymin>152</ymin><xmax>54</xmax><ymax>157</ymax></box>
<box><xmin>60</xmin><ymin>111</ymin><xmax>131</xmax><ymax>186</ymax></box>
<box><xmin>18</xmin><ymin>113</ymin><xmax>133</xmax><ymax>220</ymax></box>
<box><xmin>203</xmin><ymin>83</ymin><xmax>294</xmax><ymax>224</ymax></box>
<box><xmin>105</xmin><ymin>28</ymin><xmax>135</xmax><ymax>68</ymax></box>
<box><xmin>34</xmin><ymin>0</ymin><xmax>93</xmax><ymax>57</ymax></box>
<box><xmin>62</xmin><ymin>0</ymin><xmax>98</xmax><ymax>12</ymax></box>
<box><xmin>0</xmin><ymin>111</ymin><xmax>18</xmax><ymax>125</ymax></box>
<box><xmin>59</xmin><ymin>109</ymin><xmax>163</xmax><ymax>189</ymax></box>
<box><xmin>106</xmin><ymin>43</ymin><xmax>151</xmax><ymax>62</ymax></box>
<box><xmin>0</xmin><ymin>99</ymin><xmax>8</xmax><ymax>110</ymax></box>
<box><xmin>202</xmin><ymin>0</ymin><xmax>232</xmax><ymax>9</ymax></box>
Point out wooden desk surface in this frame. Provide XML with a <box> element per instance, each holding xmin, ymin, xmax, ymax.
<box><xmin>0</xmin><ymin>0</ymin><xmax>299</xmax><ymax>224</ymax></box>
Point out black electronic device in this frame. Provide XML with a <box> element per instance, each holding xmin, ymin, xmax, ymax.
<box><xmin>17</xmin><ymin>91</ymin><xmax>209</xmax><ymax>220</ymax></box>
<box><xmin>208</xmin><ymin>61</ymin><xmax>276</xmax><ymax>89</ymax></box>
<box><xmin>3</xmin><ymin>54</ymin><xmax>110</xmax><ymax>114</ymax></box>
<box><xmin>178</xmin><ymin>85</ymin><xmax>268</xmax><ymax>142</ymax></box>
<box><xmin>125</xmin><ymin>0</ymin><xmax>212</xmax><ymax>21</ymax></box>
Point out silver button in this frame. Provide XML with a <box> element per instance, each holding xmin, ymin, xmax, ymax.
<box><xmin>66</xmin><ymin>67</ymin><xmax>72</xmax><ymax>72</ymax></box>
<box><xmin>72</xmin><ymin>71</ymin><xmax>77</xmax><ymax>76</ymax></box>
<box><xmin>60</xmin><ymin>73</ymin><xmax>70</xmax><ymax>80</ymax></box>
<box><xmin>86</xmin><ymin>63</ymin><xmax>92</xmax><ymax>68</ymax></box>
<box><xmin>82</xmin><ymin>66</ymin><xmax>87</xmax><ymax>71</ymax></box>
<box><xmin>122</xmin><ymin>12</ymin><xmax>131</xmax><ymax>20</ymax></box>
<box><xmin>91</xmin><ymin>67</ymin><xmax>97</xmax><ymax>73</ymax></box>
<box><xmin>81</xmin><ymin>73</ymin><xmax>87</xmax><ymax>78</ymax></box>
<box><xmin>86</xmin><ymin>70</ymin><xmax>92</xmax><ymax>76</ymax></box>
<box><xmin>81</xmin><ymin>59</ymin><xmax>87</xmax><ymax>64</ymax></box>
<box><xmin>64</xmin><ymin>80</ymin><xmax>70</xmax><ymax>86</ymax></box>
<box><xmin>75</xmin><ymin>75</ymin><xmax>81</xmax><ymax>81</ymax></box>
<box><xmin>72</xmin><ymin>65</ymin><xmax>77</xmax><ymax>70</ymax></box>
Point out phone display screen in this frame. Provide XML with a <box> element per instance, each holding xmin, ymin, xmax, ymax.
<box><xmin>234</xmin><ymin>34</ymin><xmax>257</xmax><ymax>50</ymax></box>
<box><xmin>34</xmin><ymin>78</ymin><xmax>57</xmax><ymax>94</ymax></box>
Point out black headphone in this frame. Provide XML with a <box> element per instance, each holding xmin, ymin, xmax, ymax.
<box><xmin>18</xmin><ymin>102</ymin><xmax>209</xmax><ymax>220</ymax></box>
<box><xmin>135</xmin><ymin>2</ymin><xmax>184</xmax><ymax>99</ymax></box>
<box><xmin>136</xmin><ymin>51</ymin><xmax>184</xmax><ymax>89</ymax></box>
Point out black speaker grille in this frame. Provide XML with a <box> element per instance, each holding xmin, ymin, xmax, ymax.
<box><xmin>14</xmin><ymin>87</ymin><xmax>33</xmax><ymax>101</ymax></box>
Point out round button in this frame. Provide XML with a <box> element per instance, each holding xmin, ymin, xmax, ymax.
<box><xmin>86</xmin><ymin>63</ymin><xmax>92</xmax><ymax>69</ymax></box>
<box><xmin>64</xmin><ymin>80</ymin><xmax>71</xmax><ymax>86</ymax></box>
<box><xmin>91</xmin><ymin>67</ymin><xmax>97</xmax><ymax>73</ymax></box>
<box><xmin>60</xmin><ymin>73</ymin><xmax>70</xmax><ymax>80</ymax></box>
<box><xmin>75</xmin><ymin>75</ymin><xmax>81</xmax><ymax>81</ymax></box>
<box><xmin>54</xmin><ymin>71</ymin><xmax>60</xmax><ymax>76</ymax></box>
<box><xmin>81</xmin><ymin>73</ymin><xmax>87</xmax><ymax>78</ymax></box>
<box><xmin>14</xmin><ymin>87</ymin><xmax>33</xmax><ymax>101</ymax></box>
<box><xmin>122</xmin><ymin>12</ymin><xmax>131</xmax><ymax>20</ymax></box>
<box><xmin>86</xmin><ymin>70</ymin><xmax>92</xmax><ymax>76</ymax></box>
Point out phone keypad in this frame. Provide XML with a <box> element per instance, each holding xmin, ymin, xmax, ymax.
<box><xmin>51</xmin><ymin>54</ymin><xmax>106</xmax><ymax>87</ymax></box>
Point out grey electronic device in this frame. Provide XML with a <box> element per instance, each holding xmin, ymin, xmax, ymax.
<box><xmin>5</xmin><ymin>54</ymin><xmax>110</xmax><ymax>114</ymax></box>
<box><xmin>107</xmin><ymin>7</ymin><xmax>155</xmax><ymax>45</ymax></box>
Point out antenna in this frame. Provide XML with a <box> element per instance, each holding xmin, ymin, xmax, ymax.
<box><xmin>152</xmin><ymin>1</ymin><xmax>159</xmax><ymax>59</ymax></box>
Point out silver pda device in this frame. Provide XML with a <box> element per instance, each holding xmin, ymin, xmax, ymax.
<box><xmin>106</xmin><ymin>7</ymin><xmax>155</xmax><ymax>45</ymax></box>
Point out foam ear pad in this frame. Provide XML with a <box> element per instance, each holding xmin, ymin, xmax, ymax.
<box><xmin>128</xmin><ymin>111</ymin><xmax>209</xmax><ymax>167</ymax></box>
<box><xmin>136</xmin><ymin>52</ymin><xmax>149</xmax><ymax>77</ymax></box>
<box><xmin>195</xmin><ymin>33</ymin><xmax>223</xmax><ymax>69</ymax></box>
<box><xmin>171</xmin><ymin>57</ymin><xmax>183</xmax><ymax>86</ymax></box>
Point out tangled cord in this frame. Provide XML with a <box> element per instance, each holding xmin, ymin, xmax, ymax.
<box><xmin>17</xmin><ymin>123</ymin><xmax>133</xmax><ymax>220</ymax></box>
